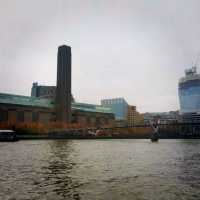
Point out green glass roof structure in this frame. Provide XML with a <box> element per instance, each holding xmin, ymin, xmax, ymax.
<box><xmin>72</xmin><ymin>102</ymin><xmax>112</xmax><ymax>113</ymax></box>
<box><xmin>0</xmin><ymin>93</ymin><xmax>53</xmax><ymax>108</ymax></box>
<box><xmin>0</xmin><ymin>93</ymin><xmax>113</xmax><ymax>114</ymax></box>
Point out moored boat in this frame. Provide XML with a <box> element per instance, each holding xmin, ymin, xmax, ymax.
<box><xmin>150</xmin><ymin>121</ymin><xmax>159</xmax><ymax>142</ymax></box>
<box><xmin>151</xmin><ymin>134</ymin><xmax>159</xmax><ymax>142</ymax></box>
<box><xmin>0</xmin><ymin>130</ymin><xmax>19</xmax><ymax>142</ymax></box>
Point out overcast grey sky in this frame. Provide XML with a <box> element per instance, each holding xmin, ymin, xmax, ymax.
<box><xmin>0</xmin><ymin>0</ymin><xmax>200</xmax><ymax>112</ymax></box>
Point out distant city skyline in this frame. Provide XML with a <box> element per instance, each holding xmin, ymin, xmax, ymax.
<box><xmin>1</xmin><ymin>0</ymin><xmax>200</xmax><ymax>112</ymax></box>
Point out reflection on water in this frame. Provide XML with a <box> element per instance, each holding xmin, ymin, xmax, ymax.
<box><xmin>0</xmin><ymin>139</ymin><xmax>200</xmax><ymax>200</ymax></box>
<box><xmin>40</xmin><ymin>141</ymin><xmax>81</xmax><ymax>199</ymax></box>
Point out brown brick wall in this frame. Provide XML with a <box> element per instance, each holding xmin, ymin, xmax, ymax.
<box><xmin>39</xmin><ymin>112</ymin><xmax>52</xmax><ymax>123</ymax></box>
<box><xmin>0</xmin><ymin>104</ymin><xmax>115</xmax><ymax>127</ymax></box>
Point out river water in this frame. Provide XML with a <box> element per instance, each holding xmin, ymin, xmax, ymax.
<box><xmin>0</xmin><ymin>139</ymin><xmax>200</xmax><ymax>200</ymax></box>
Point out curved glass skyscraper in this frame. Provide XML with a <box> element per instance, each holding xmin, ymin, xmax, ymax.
<box><xmin>179</xmin><ymin>67</ymin><xmax>200</xmax><ymax>115</ymax></box>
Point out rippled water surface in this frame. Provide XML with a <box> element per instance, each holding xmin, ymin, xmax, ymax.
<box><xmin>0</xmin><ymin>139</ymin><xmax>200</xmax><ymax>200</ymax></box>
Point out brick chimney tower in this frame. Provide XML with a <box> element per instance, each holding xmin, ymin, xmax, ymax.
<box><xmin>56</xmin><ymin>45</ymin><xmax>71</xmax><ymax>123</ymax></box>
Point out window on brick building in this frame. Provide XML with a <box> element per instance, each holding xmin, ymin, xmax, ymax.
<box><xmin>0</xmin><ymin>110</ymin><xmax>8</xmax><ymax>122</ymax></box>
<box><xmin>17</xmin><ymin>111</ymin><xmax>24</xmax><ymax>122</ymax></box>
<box><xmin>32</xmin><ymin>112</ymin><xmax>39</xmax><ymax>122</ymax></box>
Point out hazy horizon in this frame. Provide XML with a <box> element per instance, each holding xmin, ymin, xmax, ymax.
<box><xmin>1</xmin><ymin>0</ymin><xmax>200</xmax><ymax>112</ymax></box>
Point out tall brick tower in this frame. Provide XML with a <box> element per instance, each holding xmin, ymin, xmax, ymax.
<box><xmin>56</xmin><ymin>45</ymin><xmax>71</xmax><ymax>123</ymax></box>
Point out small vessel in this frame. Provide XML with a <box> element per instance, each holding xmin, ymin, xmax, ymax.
<box><xmin>151</xmin><ymin>133</ymin><xmax>159</xmax><ymax>142</ymax></box>
<box><xmin>0</xmin><ymin>130</ymin><xmax>18</xmax><ymax>142</ymax></box>
<box><xmin>150</xmin><ymin>122</ymin><xmax>159</xmax><ymax>142</ymax></box>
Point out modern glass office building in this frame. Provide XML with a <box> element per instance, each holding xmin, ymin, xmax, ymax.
<box><xmin>179</xmin><ymin>67</ymin><xmax>200</xmax><ymax>122</ymax></box>
<box><xmin>101</xmin><ymin>98</ymin><xmax>128</xmax><ymax>120</ymax></box>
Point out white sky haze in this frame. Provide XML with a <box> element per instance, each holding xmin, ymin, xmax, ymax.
<box><xmin>1</xmin><ymin>0</ymin><xmax>200</xmax><ymax>112</ymax></box>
